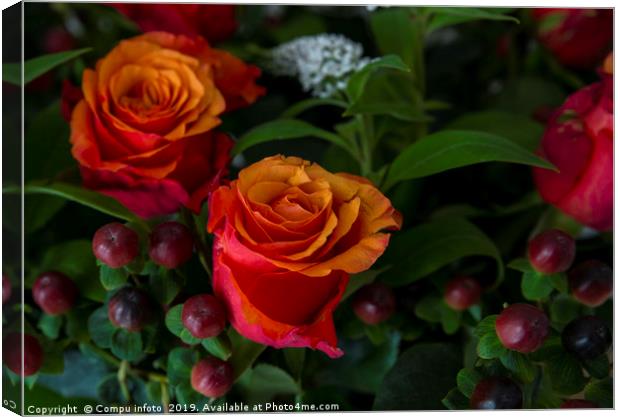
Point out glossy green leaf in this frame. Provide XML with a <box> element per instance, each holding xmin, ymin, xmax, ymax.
<box><xmin>346</xmin><ymin>54</ymin><xmax>410</xmax><ymax>102</ymax></box>
<box><xmin>583</xmin><ymin>354</ymin><xmax>610</xmax><ymax>379</ymax></box>
<box><xmin>456</xmin><ymin>368</ymin><xmax>482</xmax><ymax>397</ymax></box>
<box><xmin>379</xmin><ymin>218</ymin><xmax>503</xmax><ymax>286</ymax></box>
<box><xmin>383</xmin><ymin>130</ymin><xmax>555</xmax><ymax>190</ymax></box>
<box><xmin>238</xmin><ymin>364</ymin><xmax>300</xmax><ymax>404</ymax></box>
<box><xmin>442</xmin><ymin>387</ymin><xmax>469</xmax><ymax>410</ymax></box>
<box><xmin>165</xmin><ymin>304</ymin><xmax>184</xmax><ymax>337</ymax></box>
<box><xmin>428</xmin><ymin>8</ymin><xmax>519</xmax><ymax>31</ymax></box>
<box><xmin>3</xmin><ymin>48</ymin><xmax>91</xmax><ymax>85</ymax></box>
<box><xmin>474</xmin><ymin>315</ymin><xmax>498</xmax><ymax>338</ymax></box>
<box><xmin>232</xmin><ymin>119</ymin><xmax>353</xmax><ymax>158</ymax></box>
<box><xmin>88</xmin><ymin>307</ymin><xmax>116</xmax><ymax>349</ymax></box>
<box><xmin>38</xmin><ymin>314</ymin><xmax>63</xmax><ymax>340</ymax></box>
<box><xmin>111</xmin><ymin>330</ymin><xmax>143</xmax><ymax>361</ymax></box>
<box><xmin>99</xmin><ymin>265</ymin><xmax>128</xmax><ymax>291</ymax></box>
<box><xmin>175</xmin><ymin>381</ymin><xmax>210</xmax><ymax>407</ymax></box>
<box><xmin>440</xmin><ymin>302</ymin><xmax>462</xmax><ymax>334</ymax></box>
<box><xmin>148</xmin><ymin>268</ymin><xmax>181</xmax><ymax>306</ymax></box>
<box><xmin>499</xmin><ymin>350</ymin><xmax>536</xmax><ymax>383</ymax></box>
<box><xmin>202</xmin><ymin>334</ymin><xmax>232</xmax><ymax>361</ymax></box>
<box><xmin>180</xmin><ymin>328</ymin><xmax>201</xmax><ymax>345</ymax></box>
<box><xmin>521</xmin><ymin>271</ymin><xmax>554</xmax><ymax>300</ymax></box>
<box><xmin>167</xmin><ymin>347</ymin><xmax>199</xmax><ymax>385</ymax></box>
<box><xmin>546</xmin><ymin>351</ymin><xmax>587</xmax><ymax>395</ymax></box>
<box><xmin>584</xmin><ymin>377</ymin><xmax>612</xmax><ymax>408</ymax></box>
<box><xmin>370</xmin><ymin>9</ymin><xmax>417</xmax><ymax>69</ymax></box>
<box><xmin>550</xmin><ymin>295</ymin><xmax>582</xmax><ymax>325</ymax></box>
<box><xmin>477</xmin><ymin>332</ymin><xmax>507</xmax><ymax>359</ymax></box>
<box><xmin>228</xmin><ymin>328</ymin><xmax>266</xmax><ymax>380</ymax></box>
<box><xmin>507</xmin><ymin>258</ymin><xmax>533</xmax><ymax>273</ymax></box>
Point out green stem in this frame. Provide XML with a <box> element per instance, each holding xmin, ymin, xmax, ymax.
<box><xmin>160</xmin><ymin>382</ymin><xmax>170</xmax><ymax>412</ymax></box>
<box><xmin>181</xmin><ymin>208</ymin><xmax>212</xmax><ymax>278</ymax></box>
<box><xmin>118</xmin><ymin>360</ymin><xmax>131</xmax><ymax>403</ymax></box>
<box><xmin>357</xmin><ymin>115</ymin><xmax>374</xmax><ymax>177</ymax></box>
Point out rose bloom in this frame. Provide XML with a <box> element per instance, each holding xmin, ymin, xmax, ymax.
<box><xmin>111</xmin><ymin>3</ymin><xmax>237</xmax><ymax>44</ymax></box>
<box><xmin>532</xmin><ymin>9</ymin><xmax>612</xmax><ymax>70</ymax></box>
<box><xmin>533</xmin><ymin>75</ymin><xmax>613</xmax><ymax>231</ymax></box>
<box><xmin>69</xmin><ymin>32</ymin><xmax>264</xmax><ymax>218</ymax></box>
<box><xmin>207</xmin><ymin>156</ymin><xmax>402</xmax><ymax>358</ymax></box>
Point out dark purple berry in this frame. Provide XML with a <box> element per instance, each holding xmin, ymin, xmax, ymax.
<box><xmin>148</xmin><ymin>222</ymin><xmax>194</xmax><ymax>269</ymax></box>
<box><xmin>182</xmin><ymin>294</ymin><xmax>227</xmax><ymax>339</ymax></box>
<box><xmin>444</xmin><ymin>276</ymin><xmax>481</xmax><ymax>311</ymax></box>
<box><xmin>569</xmin><ymin>260</ymin><xmax>613</xmax><ymax>307</ymax></box>
<box><xmin>92</xmin><ymin>222</ymin><xmax>140</xmax><ymax>268</ymax></box>
<box><xmin>562</xmin><ymin>316</ymin><xmax>611</xmax><ymax>360</ymax></box>
<box><xmin>496</xmin><ymin>304</ymin><xmax>549</xmax><ymax>353</ymax></box>
<box><xmin>561</xmin><ymin>399</ymin><xmax>598</xmax><ymax>408</ymax></box>
<box><xmin>108</xmin><ymin>287</ymin><xmax>153</xmax><ymax>332</ymax></box>
<box><xmin>3</xmin><ymin>333</ymin><xmax>44</xmax><ymax>376</ymax></box>
<box><xmin>3</xmin><ymin>273</ymin><xmax>11</xmax><ymax>304</ymax></box>
<box><xmin>191</xmin><ymin>357</ymin><xmax>233</xmax><ymax>398</ymax></box>
<box><xmin>528</xmin><ymin>229</ymin><xmax>575</xmax><ymax>274</ymax></box>
<box><xmin>32</xmin><ymin>271</ymin><xmax>78</xmax><ymax>315</ymax></box>
<box><xmin>470</xmin><ymin>376</ymin><xmax>523</xmax><ymax>409</ymax></box>
<box><xmin>352</xmin><ymin>282</ymin><xmax>396</xmax><ymax>325</ymax></box>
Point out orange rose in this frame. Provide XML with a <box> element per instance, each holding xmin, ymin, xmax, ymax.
<box><xmin>69</xmin><ymin>32</ymin><xmax>265</xmax><ymax>218</ymax></box>
<box><xmin>207</xmin><ymin>156</ymin><xmax>402</xmax><ymax>357</ymax></box>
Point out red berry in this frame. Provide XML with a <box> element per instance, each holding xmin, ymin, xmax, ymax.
<box><xmin>148</xmin><ymin>222</ymin><xmax>194</xmax><ymax>269</ymax></box>
<box><xmin>3</xmin><ymin>273</ymin><xmax>11</xmax><ymax>304</ymax></box>
<box><xmin>527</xmin><ymin>229</ymin><xmax>575</xmax><ymax>274</ymax></box>
<box><xmin>182</xmin><ymin>295</ymin><xmax>227</xmax><ymax>339</ymax></box>
<box><xmin>32</xmin><ymin>271</ymin><xmax>78</xmax><ymax>315</ymax></box>
<box><xmin>561</xmin><ymin>399</ymin><xmax>598</xmax><ymax>408</ymax></box>
<box><xmin>470</xmin><ymin>376</ymin><xmax>523</xmax><ymax>409</ymax></box>
<box><xmin>568</xmin><ymin>260</ymin><xmax>613</xmax><ymax>307</ymax></box>
<box><xmin>496</xmin><ymin>304</ymin><xmax>549</xmax><ymax>353</ymax></box>
<box><xmin>92</xmin><ymin>222</ymin><xmax>140</xmax><ymax>268</ymax></box>
<box><xmin>444</xmin><ymin>276</ymin><xmax>481</xmax><ymax>311</ymax></box>
<box><xmin>190</xmin><ymin>357</ymin><xmax>233</xmax><ymax>398</ymax></box>
<box><xmin>3</xmin><ymin>333</ymin><xmax>44</xmax><ymax>376</ymax></box>
<box><xmin>108</xmin><ymin>288</ymin><xmax>153</xmax><ymax>332</ymax></box>
<box><xmin>352</xmin><ymin>282</ymin><xmax>396</xmax><ymax>325</ymax></box>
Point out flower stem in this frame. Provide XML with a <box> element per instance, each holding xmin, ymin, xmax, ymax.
<box><xmin>181</xmin><ymin>207</ymin><xmax>212</xmax><ymax>278</ymax></box>
<box><xmin>118</xmin><ymin>360</ymin><xmax>131</xmax><ymax>403</ymax></box>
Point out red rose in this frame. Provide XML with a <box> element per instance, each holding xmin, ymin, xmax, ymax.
<box><xmin>207</xmin><ymin>156</ymin><xmax>402</xmax><ymax>358</ymax></box>
<box><xmin>69</xmin><ymin>32</ymin><xmax>264</xmax><ymax>218</ymax></box>
<box><xmin>532</xmin><ymin>9</ymin><xmax>612</xmax><ymax>70</ymax></box>
<box><xmin>533</xmin><ymin>76</ymin><xmax>613</xmax><ymax>231</ymax></box>
<box><xmin>111</xmin><ymin>3</ymin><xmax>237</xmax><ymax>44</ymax></box>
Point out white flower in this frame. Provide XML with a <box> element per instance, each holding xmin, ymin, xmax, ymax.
<box><xmin>269</xmin><ymin>34</ymin><xmax>373</xmax><ymax>98</ymax></box>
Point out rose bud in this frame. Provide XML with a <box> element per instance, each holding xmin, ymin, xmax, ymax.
<box><xmin>444</xmin><ymin>276</ymin><xmax>481</xmax><ymax>311</ymax></box>
<box><xmin>527</xmin><ymin>229</ymin><xmax>575</xmax><ymax>274</ymax></box>
<box><xmin>190</xmin><ymin>357</ymin><xmax>233</xmax><ymax>398</ymax></box>
<box><xmin>182</xmin><ymin>294</ymin><xmax>227</xmax><ymax>339</ymax></box>
<box><xmin>92</xmin><ymin>222</ymin><xmax>140</xmax><ymax>268</ymax></box>
<box><xmin>533</xmin><ymin>77</ymin><xmax>612</xmax><ymax>231</ymax></box>
<box><xmin>149</xmin><ymin>222</ymin><xmax>194</xmax><ymax>269</ymax></box>
<box><xmin>3</xmin><ymin>273</ymin><xmax>11</xmax><ymax>304</ymax></box>
<box><xmin>352</xmin><ymin>282</ymin><xmax>396</xmax><ymax>325</ymax></box>
<box><xmin>561</xmin><ymin>399</ymin><xmax>598</xmax><ymax>408</ymax></box>
<box><xmin>3</xmin><ymin>333</ymin><xmax>44</xmax><ymax>376</ymax></box>
<box><xmin>531</xmin><ymin>9</ymin><xmax>612</xmax><ymax>70</ymax></box>
<box><xmin>108</xmin><ymin>287</ymin><xmax>154</xmax><ymax>332</ymax></box>
<box><xmin>568</xmin><ymin>260</ymin><xmax>613</xmax><ymax>307</ymax></box>
<box><xmin>562</xmin><ymin>315</ymin><xmax>611</xmax><ymax>360</ymax></box>
<box><xmin>496</xmin><ymin>304</ymin><xmax>549</xmax><ymax>353</ymax></box>
<box><xmin>32</xmin><ymin>271</ymin><xmax>79</xmax><ymax>315</ymax></box>
<box><xmin>470</xmin><ymin>376</ymin><xmax>523</xmax><ymax>409</ymax></box>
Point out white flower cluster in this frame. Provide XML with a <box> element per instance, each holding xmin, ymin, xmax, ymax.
<box><xmin>269</xmin><ymin>34</ymin><xmax>373</xmax><ymax>98</ymax></box>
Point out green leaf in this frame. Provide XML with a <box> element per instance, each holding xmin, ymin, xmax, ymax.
<box><xmin>66</xmin><ymin>307</ymin><xmax>91</xmax><ymax>342</ymax></box>
<box><xmin>97</xmin><ymin>374</ymin><xmax>123</xmax><ymax>404</ymax></box>
<box><xmin>370</xmin><ymin>9</ymin><xmax>417</xmax><ymax>69</ymax></box>
<box><xmin>228</xmin><ymin>328</ymin><xmax>266</xmax><ymax>380</ymax></box>
<box><xmin>3</xmin><ymin>48</ymin><xmax>91</xmax><ymax>85</ymax></box>
<box><xmin>583</xmin><ymin>354</ymin><xmax>610</xmax><ymax>379</ymax></box>
<box><xmin>88</xmin><ymin>307</ymin><xmax>116</xmax><ymax>349</ymax></box>
<box><xmin>383</xmin><ymin>130</ymin><xmax>555</xmax><ymax>190</ymax></box>
<box><xmin>99</xmin><ymin>265</ymin><xmax>128</xmax><ymax>290</ymax></box>
<box><xmin>414</xmin><ymin>294</ymin><xmax>442</xmax><ymax>323</ymax></box>
<box><xmin>180</xmin><ymin>328</ymin><xmax>201</xmax><ymax>345</ymax></box>
<box><xmin>202</xmin><ymin>334</ymin><xmax>232</xmax><ymax>361</ymax></box>
<box><xmin>521</xmin><ymin>271</ymin><xmax>554</xmax><ymax>301</ymax></box>
<box><xmin>238</xmin><ymin>364</ymin><xmax>300</xmax><ymax>404</ymax></box>
<box><xmin>165</xmin><ymin>304</ymin><xmax>184</xmax><ymax>337</ymax></box>
<box><xmin>39</xmin><ymin>345</ymin><xmax>65</xmax><ymax>375</ymax></box>
<box><xmin>442</xmin><ymin>387</ymin><xmax>470</xmax><ymax>410</ymax></box>
<box><xmin>440</xmin><ymin>302</ymin><xmax>462</xmax><ymax>334</ymax></box>
<box><xmin>365</xmin><ymin>324</ymin><xmax>388</xmax><ymax>345</ymax></box>
<box><xmin>529</xmin><ymin>335</ymin><xmax>563</xmax><ymax>362</ymax></box>
<box><xmin>38</xmin><ymin>314</ymin><xmax>63</xmax><ymax>340</ymax></box>
<box><xmin>456</xmin><ymin>368</ymin><xmax>482</xmax><ymax>397</ymax></box>
<box><xmin>14</xmin><ymin>182</ymin><xmax>142</xmax><ymax>224</ymax></box>
<box><xmin>546</xmin><ymin>352</ymin><xmax>587</xmax><ymax>395</ymax></box>
<box><xmin>474</xmin><ymin>315</ymin><xmax>498</xmax><ymax>338</ymax></box>
<box><xmin>342</xmin><ymin>268</ymin><xmax>387</xmax><ymax>301</ymax></box>
<box><xmin>550</xmin><ymin>295</ymin><xmax>582</xmax><ymax>325</ymax></box>
<box><xmin>167</xmin><ymin>347</ymin><xmax>199</xmax><ymax>385</ymax></box>
<box><xmin>477</xmin><ymin>332</ymin><xmax>507</xmax><ymax>359</ymax></box>
<box><xmin>507</xmin><ymin>258</ymin><xmax>534</xmax><ymax>273</ymax></box>
<box><xmin>36</xmin><ymin>240</ymin><xmax>105</xmax><ymax>302</ymax></box>
<box><xmin>25</xmin><ymin>195</ymin><xmax>66</xmax><ymax>235</ymax></box>
<box><xmin>145</xmin><ymin>381</ymin><xmax>162</xmax><ymax>405</ymax></box>
<box><xmin>283</xmin><ymin>348</ymin><xmax>305</xmax><ymax>381</ymax></box>
<box><xmin>499</xmin><ymin>350</ymin><xmax>536</xmax><ymax>383</ymax></box>
<box><xmin>346</xmin><ymin>54</ymin><xmax>410</xmax><ymax>102</ymax></box>
<box><xmin>148</xmin><ymin>268</ymin><xmax>181</xmax><ymax>306</ymax></box>
<box><xmin>374</xmin><ymin>343</ymin><xmax>462</xmax><ymax>410</ymax></box>
<box><xmin>175</xmin><ymin>381</ymin><xmax>209</xmax><ymax>407</ymax></box>
<box><xmin>584</xmin><ymin>377</ymin><xmax>612</xmax><ymax>408</ymax></box>
<box><xmin>111</xmin><ymin>330</ymin><xmax>143</xmax><ymax>362</ymax></box>
<box><xmin>232</xmin><ymin>119</ymin><xmax>354</xmax><ymax>159</ymax></box>
<box><xmin>379</xmin><ymin>218</ymin><xmax>503</xmax><ymax>287</ymax></box>
<box><xmin>548</xmin><ymin>273</ymin><xmax>568</xmax><ymax>294</ymax></box>
<box><xmin>446</xmin><ymin>111</ymin><xmax>544</xmax><ymax>152</ymax></box>
<box><xmin>428</xmin><ymin>8</ymin><xmax>519</xmax><ymax>31</ymax></box>
<box><xmin>280</xmin><ymin>97</ymin><xmax>347</xmax><ymax>118</ymax></box>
